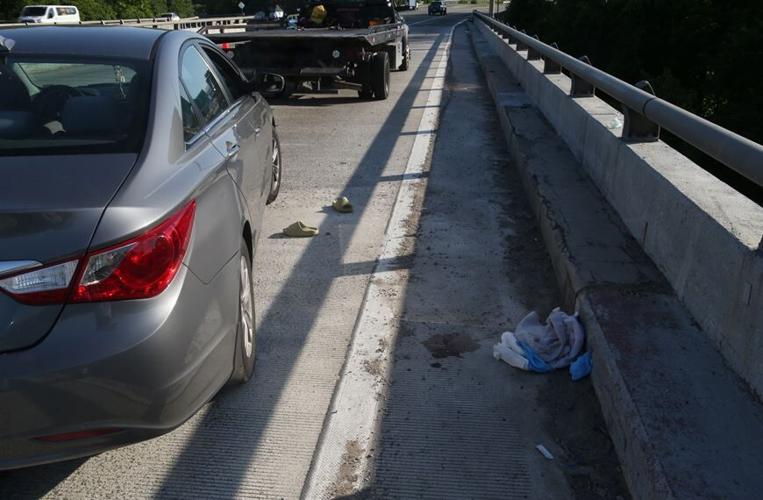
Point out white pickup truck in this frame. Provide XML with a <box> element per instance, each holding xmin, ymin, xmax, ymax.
<box><xmin>17</xmin><ymin>5</ymin><xmax>81</xmax><ymax>24</ymax></box>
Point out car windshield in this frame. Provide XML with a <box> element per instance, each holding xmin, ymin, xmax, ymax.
<box><xmin>20</xmin><ymin>7</ymin><xmax>48</xmax><ymax>17</ymax></box>
<box><xmin>0</xmin><ymin>55</ymin><xmax>150</xmax><ymax>156</ymax></box>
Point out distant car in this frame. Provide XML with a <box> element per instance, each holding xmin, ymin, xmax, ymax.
<box><xmin>158</xmin><ymin>12</ymin><xmax>181</xmax><ymax>21</ymax></box>
<box><xmin>0</xmin><ymin>25</ymin><xmax>283</xmax><ymax>469</ymax></box>
<box><xmin>428</xmin><ymin>1</ymin><xmax>446</xmax><ymax>15</ymax></box>
<box><xmin>18</xmin><ymin>5</ymin><xmax>80</xmax><ymax>24</ymax></box>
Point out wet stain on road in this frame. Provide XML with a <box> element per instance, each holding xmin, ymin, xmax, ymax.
<box><xmin>422</xmin><ymin>333</ymin><xmax>479</xmax><ymax>358</ymax></box>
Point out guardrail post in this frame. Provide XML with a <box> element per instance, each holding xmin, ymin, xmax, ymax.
<box><xmin>570</xmin><ymin>55</ymin><xmax>595</xmax><ymax>97</ymax></box>
<box><xmin>622</xmin><ymin>81</ymin><xmax>660</xmax><ymax>142</ymax></box>
<box><xmin>543</xmin><ymin>43</ymin><xmax>562</xmax><ymax>74</ymax></box>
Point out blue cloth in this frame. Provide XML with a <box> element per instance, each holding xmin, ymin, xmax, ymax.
<box><xmin>570</xmin><ymin>352</ymin><xmax>592</xmax><ymax>381</ymax></box>
<box><xmin>517</xmin><ymin>341</ymin><xmax>553</xmax><ymax>373</ymax></box>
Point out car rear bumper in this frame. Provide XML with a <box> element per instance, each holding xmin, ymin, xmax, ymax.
<box><xmin>0</xmin><ymin>256</ymin><xmax>240</xmax><ymax>470</ymax></box>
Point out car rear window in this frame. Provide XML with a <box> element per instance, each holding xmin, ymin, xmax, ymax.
<box><xmin>0</xmin><ymin>55</ymin><xmax>150</xmax><ymax>156</ymax></box>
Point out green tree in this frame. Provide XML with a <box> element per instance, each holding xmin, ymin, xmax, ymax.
<box><xmin>501</xmin><ymin>0</ymin><xmax>763</xmax><ymax>149</ymax></box>
<box><xmin>152</xmin><ymin>0</ymin><xmax>170</xmax><ymax>15</ymax></box>
<box><xmin>76</xmin><ymin>0</ymin><xmax>117</xmax><ymax>20</ymax></box>
<box><xmin>168</xmin><ymin>0</ymin><xmax>195</xmax><ymax>16</ymax></box>
<box><xmin>112</xmin><ymin>0</ymin><xmax>156</xmax><ymax>18</ymax></box>
<box><xmin>1</xmin><ymin>0</ymin><xmax>27</xmax><ymax>22</ymax></box>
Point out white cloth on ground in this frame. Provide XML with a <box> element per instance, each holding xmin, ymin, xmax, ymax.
<box><xmin>493</xmin><ymin>308</ymin><xmax>585</xmax><ymax>372</ymax></box>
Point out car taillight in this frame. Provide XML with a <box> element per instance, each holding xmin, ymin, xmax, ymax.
<box><xmin>0</xmin><ymin>201</ymin><xmax>195</xmax><ymax>305</ymax></box>
<box><xmin>71</xmin><ymin>200</ymin><xmax>195</xmax><ymax>302</ymax></box>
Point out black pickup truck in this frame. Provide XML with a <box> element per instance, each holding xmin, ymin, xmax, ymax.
<box><xmin>207</xmin><ymin>0</ymin><xmax>410</xmax><ymax>100</ymax></box>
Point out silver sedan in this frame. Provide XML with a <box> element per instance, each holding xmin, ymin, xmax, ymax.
<box><xmin>0</xmin><ymin>25</ymin><xmax>281</xmax><ymax>469</ymax></box>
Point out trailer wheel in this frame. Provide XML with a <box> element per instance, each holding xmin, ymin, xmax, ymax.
<box><xmin>370</xmin><ymin>52</ymin><xmax>390</xmax><ymax>100</ymax></box>
<box><xmin>399</xmin><ymin>39</ymin><xmax>410</xmax><ymax>71</ymax></box>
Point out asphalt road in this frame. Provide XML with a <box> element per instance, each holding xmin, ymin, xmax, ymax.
<box><xmin>0</xmin><ymin>6</ymin><xmax>626</xmax><ymax>499</ymax></box>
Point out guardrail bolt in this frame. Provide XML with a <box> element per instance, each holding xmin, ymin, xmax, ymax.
<box><xmin>543</xmin><ymin>42</ymin><xmax>562</xmax><ymax>74</ymax></box>
<box><xmin>527</xmin><ymin>35</ymin><xmax>542</xmax><ymax>60</ymax></box>
<box><xmin>570</xmin><ymin>55</ymin><xmax>595</xmax><ymax>97</ymax></box>
<box><xmin>622</xmin><ymin>80</ymin><xmax>661</xmax><ymax>142</ymax></box>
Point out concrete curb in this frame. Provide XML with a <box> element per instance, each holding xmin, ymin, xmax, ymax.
<box><xmin>467</xmin><ymin>23</ymin><xmax>673</xmax><ymax>499</ymax></box>
<box><xmin>469</xmin><ymin>16</ymin><xmax>763</xmax><ymax>500</ymax></box>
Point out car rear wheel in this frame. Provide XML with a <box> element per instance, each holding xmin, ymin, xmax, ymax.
<box><xmin>371</xmin><ymin>52</ymin><xmax>390</xmax><ymax>100</ymax></box>
<box><xmin>228</xmin><ymin>241</ymin><xmax>256</xmax><ymax>385</ymax></box>
<box><xmin>266</xmin><ymin>130</ymin><xmax>282</xmax><ymax>204</ymax></box>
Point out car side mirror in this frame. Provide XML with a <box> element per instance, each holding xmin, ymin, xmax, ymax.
<box><xmin>250</xmin><ymin>73</ymin><xmax>286</xmax><ymax>96</ymax></box>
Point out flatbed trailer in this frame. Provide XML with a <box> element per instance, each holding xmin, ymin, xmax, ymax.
<box><xmin>0</xmin><ymin>4</ymin><xmax>410</xmax><ymax>100</ymax></box>
<box><xmin>207</xmin><ymin>4</ymin><xmax>410</xmax><ymax>100</ymax></box>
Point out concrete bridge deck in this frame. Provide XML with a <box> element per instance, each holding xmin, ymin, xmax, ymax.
<box><xmin>2</xmin><ymin>7</ymin><xmax>762</xmax><ymax>499</ymax></box>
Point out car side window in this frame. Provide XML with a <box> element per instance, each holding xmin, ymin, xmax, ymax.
<box><xmin>180</xmin><ymin>46</ymin><xmax>229</xmax><ymax>130</ymax></box>
<box><xmin>180</xmin><ymin>85</ymin><xmax>201</xmax><ymax>142</ymax></box>
<box><xmin>201</xmin><ymin>47</ymin><xmax>247</xmax><ymax>102</ymax></box>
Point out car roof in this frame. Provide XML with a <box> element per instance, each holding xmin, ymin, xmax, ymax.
<box><xmin>0</xmin><ymin>26</ymin><xmax>170</xmax><ymax>60</ymax></box>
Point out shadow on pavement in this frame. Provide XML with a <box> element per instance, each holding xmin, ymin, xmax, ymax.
<box><xmin>152</xmin><ymin>30</ymin><xmax>449</xmax><ymax>498</ymax></box>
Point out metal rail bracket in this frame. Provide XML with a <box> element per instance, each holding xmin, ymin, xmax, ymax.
<box><xmin>570</xmin><ymin>56</ymin><xmax>595</xmax><ymax>97</ymax></box>
<box><xmin>543</xmin><ymin>43</ymin><xmax>562</xmax><ymax>74</ymax></box>
<box><xmin>516</xmin><ymin>30</ymin><xmax>528</xmax><ymax>52</ymax></box>
<box><xmin>527</xmin><ymin>35</ymin><xmax>541</xmax><ymax>61</ymax></box>
<box><xmin>622</xmin><ymin>81</ymin><xmax>660</xmax><ymax>142</ymax></box>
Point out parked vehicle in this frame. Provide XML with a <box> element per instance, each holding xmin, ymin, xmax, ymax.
<box><xmin>158</xmin><ymin>12</ymin><xmax>181</xmax><ymax>21</ymax></box>
<box><xmin>210</xmin><ymin>0</ymin><xmax>411</xmax><ymax>100</ymax></box>
<box><xmin>428</xmin><ymin>1</ymin><xmax>446</xmax><ymax>15</ymax></box>
<box><xmin>0</xmin><ymin>25</ymin><xmax>283</xmax><ymax>469</ymax></box>
<box><xmin>395</xmin><ymin>0</ymin><xmax>418</xmax><ymax>10</ymax></box>
<box><xmin>17</xmin><ymin>5</ymin><xmax>80</xmax><ymax>23</ymax></box>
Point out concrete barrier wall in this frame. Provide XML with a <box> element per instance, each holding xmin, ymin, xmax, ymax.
<box><xmin>474</xmin><ymin>19</ymin><xmax>763</xmax><ymax>397</ymax></box>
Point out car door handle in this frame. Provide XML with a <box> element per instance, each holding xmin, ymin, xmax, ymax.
<box><xmin>226</xmin><ymin>141</ymin><xmax>240</xmax><ymax>159</ymax></box>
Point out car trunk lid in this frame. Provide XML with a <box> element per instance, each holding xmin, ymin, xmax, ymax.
<box><xmin>0</xmin><ymin>154</ymin><xmax>137</xmax><ymax>352</ymax></box>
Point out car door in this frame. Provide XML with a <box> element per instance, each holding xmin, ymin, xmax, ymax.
<box><xmin>179</xmin><ymin>43</ymin><xmax>249</xmax><ymax>280</ymax></box>
<box><xmin>197</xmin><ymin>43</ymin><xmax>272</xmax><ymax>218</ymax></box>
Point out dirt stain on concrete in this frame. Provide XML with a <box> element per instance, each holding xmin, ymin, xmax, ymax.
<box><xmin>329</xmin><ymin>439</ymin><xmax>364</xmax><ymax>498</ymax></box>
<box><xmin>422</xmin><ymin>332</ymin><xmax>479</xmax><ymax>358</ymax></box>
<box><xmin>363</xmin><ymin>358</ymin><xmax>384</xmax><ymax>378</ymax></box>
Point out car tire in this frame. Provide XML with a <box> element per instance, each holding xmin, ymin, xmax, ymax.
<box><xmin>399</xmin><ymin>39</ymin><xmax>410</xmax><ymax>71</ymax></box>
<box><xmin>370</xmin><ymin>52</ymin><xmax>390</xmax><ymax>100</ymax></box>
<box><xmin>358</xmin><ymin>86</ymin><xmax>374</xmax><ymax>99</ymax></box>
<box><xmin>266</xmin><ymin>130</ymin><xmax>282</xmax><ymax>204</ymax></box>
<box><xmin>228</xmin><ymin>240</ymin><xmax>256</xmax><ymax>385</ymax></box>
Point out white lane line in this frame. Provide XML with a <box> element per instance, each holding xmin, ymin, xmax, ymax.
<box><xmin>302</xmin><ymin>19</ymin><xmax>466</xmax><ymax>500</ymax></box>
<box><xmin>407</xmin><ymin>17</ymin><xmax>440</xmax><ymax>26</ymax></box>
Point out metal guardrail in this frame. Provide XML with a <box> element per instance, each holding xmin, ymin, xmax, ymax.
<box><xmin>0</xmin><ymin>15</ymin><xmax>254</xmax><ymax>31</ymax></box>
<box><xmin>473</xmin><ymin>11</ymin><xmax>763</xmax><ymax>188</ymax></box>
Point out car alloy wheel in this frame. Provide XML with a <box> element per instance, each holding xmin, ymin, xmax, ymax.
<box><xmin>267</xmin><ymin>131</ymin><xmax>282</xmax><ymax>204</ymax></box>
<box><xmin>240</xmin><ymin>255</ymin><xmax>254</xmax><ymax>358</ymax></box>
<box><xmin>229</xmin><ymin>241</ymin><xmax>256</xmax><ymax>384</ymax></box>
